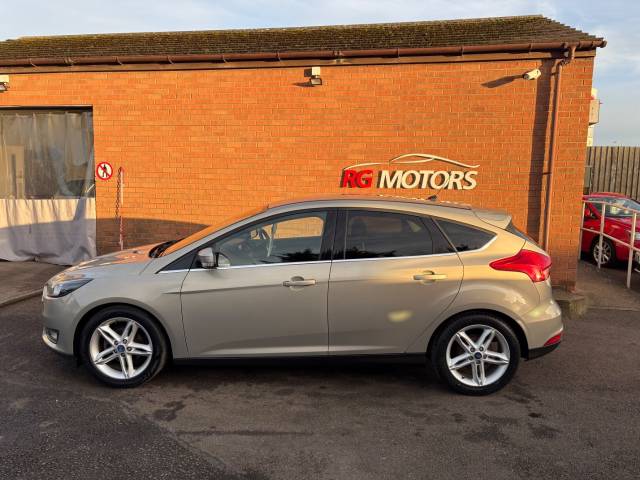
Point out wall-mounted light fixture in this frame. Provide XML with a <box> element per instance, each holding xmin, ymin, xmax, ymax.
<box><xmin>522</xmin><ymin>68</ymin><xmax>541</xmax><ymax>81</ymax></box>
<box><xmin>0</xmin><ymin>74</ymin><xmax>9</xmax><ymax>92</ymax></box>
<box><xmin>304</xmin><ymin>67</ymin><xmax>323</xmax><ymax>86</ymax></box>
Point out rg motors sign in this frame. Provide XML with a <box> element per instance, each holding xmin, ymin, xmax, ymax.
<box><xmin>340</xmin><ymin>154</ymin><xmax>479</xmax><ymax>190</ymax></box>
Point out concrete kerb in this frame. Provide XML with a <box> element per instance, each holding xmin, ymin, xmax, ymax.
<box><xmin>0</xmin><ymin>289</ymin><xmax>43</xmax><ymax>308</ymax></box>
<box><xmin>553</xmin><ymin>288</ymin><xmax>590</xmax><ymax>319</ymax></box>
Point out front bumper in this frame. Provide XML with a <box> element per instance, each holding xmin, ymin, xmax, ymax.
<box><xmin>42</xmin><ymin>327</ymin><xmax>73</xmax><ymax>356</ymax></box>
<box><xmin>41</xmin><ymin>289</ymin><xmax>81</xmax><ymax>356</ymax></box>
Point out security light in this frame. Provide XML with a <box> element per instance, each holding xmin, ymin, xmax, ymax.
<box><xmin>522</xmin><ymin>69</ymin><xmax>541</xmax><ymax>81</ymax></box>
<box><xmin>0</xmin><ymin>74</ymin><xmax>8</xmax><ymax>92</ymax></box>
<box><xmin>304</xmin><ymin>67</ymin><xmax>323</xmax><ymax>86</ymax></box>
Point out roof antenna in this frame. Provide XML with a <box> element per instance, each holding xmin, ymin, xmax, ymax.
<box><xmin>427</xmin><ymin>194</ymin><xmax>438</xmax><ymax>201</ymax></box>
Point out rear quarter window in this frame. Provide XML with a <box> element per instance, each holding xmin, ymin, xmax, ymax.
<box><xmin>436</xmin><ymin>219</ymin><xmax>495</xmax><ymax>252</ymax></box>
<box><xmin>505</xmin><ymin>221</ymin><xmax>535</xmax><ymax>243</ymax></box>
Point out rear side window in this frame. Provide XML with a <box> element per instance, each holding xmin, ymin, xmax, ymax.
<box><xmin>436</xmin><ymin>219</ymin><xmax>495</xmax><ymax>252</ymax></box>
<box><xmin>343</xmin><ymin>210</ymin><xmax>434</xmax><ymax>259</ymax></box>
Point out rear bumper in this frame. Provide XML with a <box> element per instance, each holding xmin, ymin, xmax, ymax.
<box><xmin>520</xmin><ymin>297</ymin><xmax>563</xmax><ymax>351</ymax></box>
<box><xmin>527</xmin><ymin>342</ymin><xmax>560</xmax><ymax>360</ymax></box>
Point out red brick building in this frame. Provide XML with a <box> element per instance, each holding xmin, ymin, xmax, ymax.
<box><xmin>0</xmin><ymin>16</ymin><xmax>605</xmax><ymax>288</ymax></box>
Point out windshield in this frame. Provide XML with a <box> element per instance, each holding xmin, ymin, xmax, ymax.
<box><xmin>159</xmin><ymin>205</ymin><xmax>267</xmax><ymax>257</ymax></box>
<box><xmin>589</xmin><ymin>197</ymin><xmax>640</xmax><ymax>218</ymax></box>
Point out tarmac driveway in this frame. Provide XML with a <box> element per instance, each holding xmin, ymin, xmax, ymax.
<box><xmin>1</xmin><ymin>297</ymin><xmax>639</xmax><ymax>480</ymax></box>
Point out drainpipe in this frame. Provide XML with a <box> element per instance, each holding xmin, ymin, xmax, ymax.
<box><xmin>543</xmin><ymin>45</ymin><xmax>576</xmax><ymax>251</ymax></box>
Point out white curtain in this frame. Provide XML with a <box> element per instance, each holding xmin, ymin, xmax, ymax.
<box><xmin>0</xmin><ymin>198</ymin><xmax>96</xmax><ymax>264</ymax></box>
<box><xmin>0</xmin><ymin>110</ymin><xmax>96</xmax><ymax>265</ymax></box>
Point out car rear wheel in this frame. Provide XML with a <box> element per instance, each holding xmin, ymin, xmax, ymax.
<box><xmin>431</xmin><ymin>314</ymin><xmax>520</xmax><ymax>395</ymax></box>
<box><xmin>591</xmin><ymin>238</ymin><xmax>616</xmax><ymax>267</ymax></box>
<box><xmin>79</xmin><ymin>306</ymin><xmax>168</xmax><ymax>388</ymax></box>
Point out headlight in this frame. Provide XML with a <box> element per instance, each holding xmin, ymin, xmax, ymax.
<box><xmin>634</xmin><ymin>232</ymin><xmax>640</xmax><ymax>242</ymax></box>
<box><xmin>45</xmin><ymin>278</ymin><xmax>92</xmax><ymax>298</ymax></box>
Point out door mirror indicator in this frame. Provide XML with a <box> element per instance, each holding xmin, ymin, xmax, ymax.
<box><xmin>197</xmin><ymin>248</ymin><xmax>216</xmax><ymax>269</ymax></box>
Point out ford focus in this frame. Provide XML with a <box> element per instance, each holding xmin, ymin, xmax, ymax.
<box><xmin>42</xmin><ymin>196</ymin><xmax>562</xmax><ymax>395</ymax></box>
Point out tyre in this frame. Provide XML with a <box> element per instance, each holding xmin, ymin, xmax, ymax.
<box><xmin>79</xmin><ymin>305</ymin><xmax>168</xmax><ymax>388</ymax></box>
<box><xmin>431</xmin><ymin>314</ymin><xmax>521</xmax><ymax>395</ymax></box>
<box><xmin>591</xmin><ymin>238</ymin><xmax>616</xmax><ymax>267</ymax></box>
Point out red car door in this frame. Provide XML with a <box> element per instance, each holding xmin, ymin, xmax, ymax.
<box><xmin>581</xmin><ymin>203</ymin><xmax>600</xmax><ymax>253</ymax></box>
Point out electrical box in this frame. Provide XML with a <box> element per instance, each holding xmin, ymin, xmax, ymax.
<box><xmin>589</xmin><ymin>99</ymin><xmax>600</xmax><ymax>125</ymax></box>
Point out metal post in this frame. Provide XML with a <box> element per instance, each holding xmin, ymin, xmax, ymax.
<box><xmin>626</xmin><ymin>212</ymin><xmax>637</xmax><ymax>289</ymax></box>
<box><xmin>579</xmin><ymin>201</ymin><xmax>586</xmax><ymax>259</ymax></box>
<box><xmin>116</xmin><ymin>167</ymin><xmax>124</xmax><ymax>251</ymax></box>
<box><xmin>597</xmin><ymin>201</ymin><xmax>605</xmax><ymax>269</ymax></box>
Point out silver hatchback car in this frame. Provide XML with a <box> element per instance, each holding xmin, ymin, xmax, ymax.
<box><xmin>42</xmin><ymin>196</ymin><xmax>562</xmax><ymax>395</ymax></box>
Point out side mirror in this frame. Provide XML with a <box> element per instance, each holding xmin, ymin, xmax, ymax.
<box><xmin>197</xmin><ymin>247</ymin><xmax>215</xmax><ymax>269</ymax></box>
<box><xmin>215</xmin><ymin>252</ymin><xmax>231</xmax><ymax>268</ymax></box>
<box><xmin>197</xmin><ymin>248</ymin><xmax>231</xmax><ymax>269</ymax></box>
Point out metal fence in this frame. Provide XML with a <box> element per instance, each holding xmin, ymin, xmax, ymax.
<box><xmin>580</xmin><ymin>199</ymin><xmax>640</xmax><ymax>288</ymax></box>
<box><xmin>584</xmin><ymin>146</ymin><xmax>640</xmax><ymax>198</ymax></box>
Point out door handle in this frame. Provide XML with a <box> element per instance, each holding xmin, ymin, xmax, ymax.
<box><xmin>413</xmin><ymin>271</ymin><xmax>447</xmax><ymax>281</ymax></box>
<box><xmin>283</xmin><ymin>277</ymin><xmax>316</xmax><ymax>287</ymax></box>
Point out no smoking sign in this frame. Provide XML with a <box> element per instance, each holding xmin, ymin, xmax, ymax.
<box><xmin>96</xmin><ymin>162</ymin><xmax>113</xmax><ymax>180</ymax></box>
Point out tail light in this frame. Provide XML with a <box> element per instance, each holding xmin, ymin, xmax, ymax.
<box><xmin>544</xmin><ymin>331</ymin><xmax>563</xmax><ymax>346</ymax></box>
<box><xmin>490</xmin><ymin>249</ymin><xmax>552</xmax><ymax>282</ymax></box>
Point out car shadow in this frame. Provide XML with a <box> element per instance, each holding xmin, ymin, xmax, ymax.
<box><xmin>153</xmin><ymin>359</ymin><xmax>446</xmax><ymax>394</ymax></box>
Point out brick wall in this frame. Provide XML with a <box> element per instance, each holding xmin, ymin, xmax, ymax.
<box><xmin>0</xmin><ymin>56</ymin><xmax>595</xmax><ymax>288</ymax></box>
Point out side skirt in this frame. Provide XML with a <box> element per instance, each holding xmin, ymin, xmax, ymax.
<box><xmin>173</xmin><ymin>353</ymin><xmax>428</xmax><ymax>367</ymax></box>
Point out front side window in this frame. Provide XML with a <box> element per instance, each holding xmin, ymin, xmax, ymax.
<box><xmin>160</xmin><ymin>205</ymin><xmax>267</xmax><ymax>257</ymax></box>
<box><xmin>214</xmin><ymin>212</ymin><xmax>327</xmax><ymax>267</ymax></box>
<box><xmin>343</xmin><ymin>210</ymin><xmax>435</xmax><ymax>259</ymax></box>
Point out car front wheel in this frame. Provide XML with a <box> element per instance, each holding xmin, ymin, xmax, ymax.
<box><xmin>431</xmin><ymin>314</ymin><xmax>520</xmax><ymax>395</ymax></box>
<box><xmin>79</xmin><ymin>306</ymin><xmax>168</xmax><ymax>388</ymax></box>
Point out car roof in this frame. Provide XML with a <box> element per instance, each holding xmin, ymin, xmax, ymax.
<box><xmin>267</xmin><ymin>194</ymin><xmax>472</xmax><ymax>210</ymax></box>
<box><xmin>585</xmin><ymin>192</ymin><xmax>629</xmax><ymax>199</ymax></box>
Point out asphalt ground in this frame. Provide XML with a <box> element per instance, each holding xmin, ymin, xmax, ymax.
<box><xmin>1</xmin><ymin>296</ymin><xmax>639</xmax><ymax>479</ymax></box>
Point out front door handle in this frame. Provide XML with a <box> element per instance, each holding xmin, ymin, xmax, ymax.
<box><xmin>413</xmin><ymin>271</ymin><xmax>447</xmax><ymax>282</ymax></box>
<box><xmin>283</xmin><ymin>277</ymin><xmax>316</xmax><ymax>287</ymax></box>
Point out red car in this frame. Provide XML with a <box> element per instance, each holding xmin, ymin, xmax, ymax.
<box><xmin>581</xmin><ymin>192</ymin><xmax>640</xmax><ymax>267</ymax></box>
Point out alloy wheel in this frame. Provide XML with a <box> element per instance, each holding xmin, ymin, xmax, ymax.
<box><xmin>89</xmin><ymin>317</ymin><xmax>153</xmax><ymax>380</ymax></box>
<box><xmin>445</xmin><ymin>324</ymin><xmax>511</xmax><ymax>387</ymax></box>
<box><xmin>593</xmin><ymin>241</ymin><xmax>612</xmax><ymax>264</ymax></box>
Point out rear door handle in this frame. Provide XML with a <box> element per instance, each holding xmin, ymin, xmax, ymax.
<box><xmin>283</xmin><ymin>277</ymin><xmax>316</xmax><ymax>287</ymax></box>
<box><xmin>413</xmin><ymin>272</ymin><xmax>447</xmax><ymax>281</ymax></box>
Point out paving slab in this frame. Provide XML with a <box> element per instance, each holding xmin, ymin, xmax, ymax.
<box><xmin>577</xmin><ymin>260</ymin><xmax>640</xmax><ymax>311</ymax></box>
<box><xmin>0</xmin><ymin>260</ymin><xmax>65</xmax><ymax>307</ymax></box>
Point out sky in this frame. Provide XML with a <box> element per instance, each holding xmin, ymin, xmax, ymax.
<box><xmin>1</xmin><ymin>0</ymin><xmax>638</xmax><ymax>145</ymax></box>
